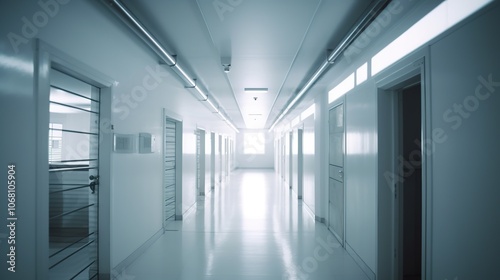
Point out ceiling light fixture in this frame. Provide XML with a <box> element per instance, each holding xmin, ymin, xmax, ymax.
<box><xmin>206</xmin><ymin>98</ymin><xmax>219</xmax><ymax>113</ymax></box>
<box><xmin>103</xmin><ymin>0</ymin><xmax>239</xmax><ymax>133</ymax></box>
<box><xmin>194</xmin><ymin>85</ymin><xmax>208</xmax><ymax>100</ymax></box>
<box><xmin>244</xmin><ymin>88</ymin><xmax>268</xmax><ymax>94</ymax></box>
<box><xmin>221</xmin><ymin>57</ymin><xmax>231</xmax><ymax>73</ymax></box>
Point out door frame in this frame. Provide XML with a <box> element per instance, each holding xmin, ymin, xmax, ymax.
<box><xmin>162</xmin><ymin>109</ymin><xmax>183</xmax><ymax>221</ymax></box>
<box><xmin>395</xmin><ymin>79</ymin><xmax>423</xmax><ymax>280</ymax></box>
<box><xmin>35</xmin><ymin>39</ymin><xmax>113</xmax><ymax>279</ymax></box>
<box><xmin>327</xmin><ymin>96</ymin><xmax>346</xmax><ymax>247</ymax></box>
<box><xmin>376</xmin><ymin>53</ymin><xmax>431</xmax><ymax>280</ymax></box>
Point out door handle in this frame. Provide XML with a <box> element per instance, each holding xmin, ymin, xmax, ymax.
<box><xmin>89</xmin><ymin>175</ymin><xmax>99</xmax><ymax>193</ymax></box>
<box><xmin>339</xmin><ymin>170</ymin><xmax>343</xmax><ymax>178</ymax></box>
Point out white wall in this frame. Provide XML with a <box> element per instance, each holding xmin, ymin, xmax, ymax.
<box><xmin>0</xmin><ymin>0</ymin><xmax>236</xmax><ymax>277</ymax></box>
<box><xmin>214</xmin><ymin>133</ymin><xmax>220</xmax><ymax>186</ymax></box>
<box><xmin>314</xmin><ymin>93</ymin><xmax>329</xmax><ymax>222</ymax></box>
<box><xmin>292</xmin><ymin>129</ymin><xmax>299</xmax><ymax>197</ymax></box>
<box><xmin>181</xmin><ymin>123</ymin><xmax>198</xmax><ymax>214</ymax></box>
<box><xmin>428</xmin><ymin>5</ymin><xmax>500</xmax><ymax>278</ymax></box>
<box><xmin>235</xmin><ymin>129</ymin><xmax>274</xmax><ymax>169</ymax></box>
<box><xmin>284</xmin><ymin>132</ymin><xmax>291</xmax><ymax>186</ymax></box>
<box><xmin>204</xmin><ymin>131</ymin><xmax>212</xmax><ymax>194</ymax></box>
<box><xmin>302</xmin><ymin>115</ymin><xmax>316</xmax><ymax>214</ymax></box>
<box><xmin>0</xmin><ymin>19</ymin><xmax>37</xmax><ymax>280</ymax></box>
<box><xmin>343</xmin><ymin>78</ymin><xmax>378</xmax><ymax>274</ymax></box>
<box><xmin>278</xmin><ymin>1</ymin><xmax>500</xmax><ymax>279</ymax></box>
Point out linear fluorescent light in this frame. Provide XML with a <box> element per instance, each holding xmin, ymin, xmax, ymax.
<box><xmin>217</xmin><ymin>111</ymin><xmax>240</xmax><ymax>133</ymax></box>
<box><xmin>244</xmin><ymin>88</ymin><xmax>268</xmax><ymax>93</ymax></box>
<box><xmin>206</xmin><ymin>98</ymin><xmax>219</xmax><ymax>113</ymax></box>
<box><xmin>107</xmin><ymin>0</ymin><xmax>240</xmax><ymax>134</ymax></box>
<box><xmin>291</xmin><ymin>116</ymin><xmax>300</xmax><ymax>127</ymax></box>
<box><xmin>371</xmin><ymin>0</ymin><xmax>493</xmax><ymax>75</ymax></box>
<box><xmin>328</xmin><ymin>72</ymin><xmax>355</xmax><ymax>103</ymax></box>
<box><xmin>301</xmin><ymin>104</ymin><xmax>315</xmax><ymax>120</ymax></box>
<box><xmin>268</xmin><ymin>0</ymin><xmax>390</xmax><ymax>132</ymax></box>
<box><xmin>193</xmin><ymin>86</ymin><xmax>208</xmax><ymax>100</ymax></box>
<box><xmin>111</xmin><ymin>0</ymin><xmax>177</xmax><ymax>66</ymax></box>
<box><xmin>356</xmin><ymin>62</ymin><xmax>368</xmax><ymax>85</ymax></box>
<box><xmin>217</xmin><ymin>111</ymin><xmax>227</xmax><ymax>121</ymax></box>
<box><xmin>226</xmin><ymin>120</ymin><xmax>240</xmax><ymax>133</ymax></box>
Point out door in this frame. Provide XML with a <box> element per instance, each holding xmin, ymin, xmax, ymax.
<box><xmin>48</xmin><ymin>69</ymin><xmax>100</xmax><ymax>279</ymax></box>
<box><xmin>210</xmin><ymin>132</ymin><xmax>216</xmax><ymax>190</ymax></box>
<box><xmin>288</xmin><ymin>131</ymin><xmax>293</xmax><ymax>188</ymax></box>
<box><xmin>164</xmin><ymin>118</ymin><xmax>177</xmax><ymax>225</ymax></box>
<box><xmin>282</xmin><ymin>136</ymin><xmax>286</xmax><ymax>180</ymax></box>
<box><xmin>225</xmin><ymin>138</ymin><xmax>229</xmax><ymax>176</ymax></box>
<box><xmin>328</xmin><ymin>103</ymin><xmax>345</xmax><ymax>246</ymax></box>
<box><xmin>196</xmin><ymin>129</ymin><xmax>206</xmax><ymax>195</ymax></box>
<box><xmin>218</xmin><ymin>134</ymin><xmax>222</xmax><ymax>184</ymax></box>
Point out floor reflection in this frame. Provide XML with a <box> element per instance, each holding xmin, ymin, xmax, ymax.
<box><xmin>123</xmin><ymin>169</ymin><xmax>369</xmax><ymax>280</ymax></box>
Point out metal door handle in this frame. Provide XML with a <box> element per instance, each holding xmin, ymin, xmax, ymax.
<box><xmin>89</xmin><ymin>175</ymin><xmax>99</xmax><ymax>193</ymax></box>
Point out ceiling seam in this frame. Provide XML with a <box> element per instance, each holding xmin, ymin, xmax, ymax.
<box><xmin>265</xmin><ymin>0</ymin><xmax>324</xmax><ymax>128</ymax></box>
<box><xmin>269</xmin><ymin>0</ymin><xmax>392</xmax><ymax>131</ymax></box>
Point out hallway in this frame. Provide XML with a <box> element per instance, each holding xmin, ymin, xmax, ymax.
<box><xmin>119</xmin><ymin>169</ymin><xmax>369</xmax><ymax>280</ymax></box>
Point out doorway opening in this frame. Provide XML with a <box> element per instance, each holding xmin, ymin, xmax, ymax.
<box><xmin>397</xmin><ymin>81</ymin><xmax>422</xmax><ymax>280</ymax></box>
<box><xmin>163</xmin><ymin>112</ymin><xmax>183</xmax><ymax>225</ymax></box>
<box><xmin>377</xmin><ymin>57</ymin><xmax>428</xmax><ymax>280</ymax></box>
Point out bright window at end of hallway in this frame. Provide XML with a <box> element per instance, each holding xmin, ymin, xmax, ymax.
<box><xmin>244</xmin><ymin>133</ymin><xmax>265</xmax><ymax>154</ymax></box>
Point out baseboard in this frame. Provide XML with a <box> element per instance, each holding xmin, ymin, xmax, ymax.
<box><xmin>234</xmin><ymin>167</ymin><xmax>274</xmax><ymax>170</ymax></box>
<box><xmin>302</xmin><ymin>202</ymin><xmax>316</xmax><ymax>221</ymax></box>
<box><xmin>179</xmin><ymin>199</ymin><xmax>200</xmax><ymax>221</ymax></box>
<box><xmin>329</xmin><ymin>226</ymin><xmax>343</xmax><ymax>245</ymax></box>
<box><xmin>111</xmin><ymin>228</ymin><xmax>163</xmax><ymax>279</ymax></box>
<box><xmin>346</xmin><ymin>242</ymin><xmax>376</xmax><ymax>280</ymax></box>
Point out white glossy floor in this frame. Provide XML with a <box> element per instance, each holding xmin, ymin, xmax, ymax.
<box><xmin>119</xmin><ymin>169</ymin><xmax>369</xmax><ymax>280</ymax></box>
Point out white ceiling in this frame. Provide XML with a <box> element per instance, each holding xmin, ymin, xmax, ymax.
<box><xmin>119</xmin><ymin>0</ymin><xmax>373</xmax><ymax>129</ymax></box>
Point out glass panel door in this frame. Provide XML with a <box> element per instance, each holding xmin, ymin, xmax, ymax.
<box><xmin>48</xmin><ymin>69</ymin><xmax>100</xmax><ymax>279</ymax></box>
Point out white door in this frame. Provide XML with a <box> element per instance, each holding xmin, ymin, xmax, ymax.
<box><xmin>328</xmin><ymin>103</ymin><xmax>345</xmax><ymax>246</ymax></box>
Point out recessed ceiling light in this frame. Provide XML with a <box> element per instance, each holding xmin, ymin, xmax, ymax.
<box><xmin>244</xmin><ymin>88</ymin><xmax>268</xmax><ymax>94</ymax></box>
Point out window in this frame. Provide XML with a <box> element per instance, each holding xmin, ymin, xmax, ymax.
<box><xmin>244</xmin><ymin>133</ymin><xmax>265</xmax><ymax>154</ymax></box>
<box><xmin>49</xmin><ymin>123</ymin><xmax>63</xmax><ymax>162</ymax></box>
